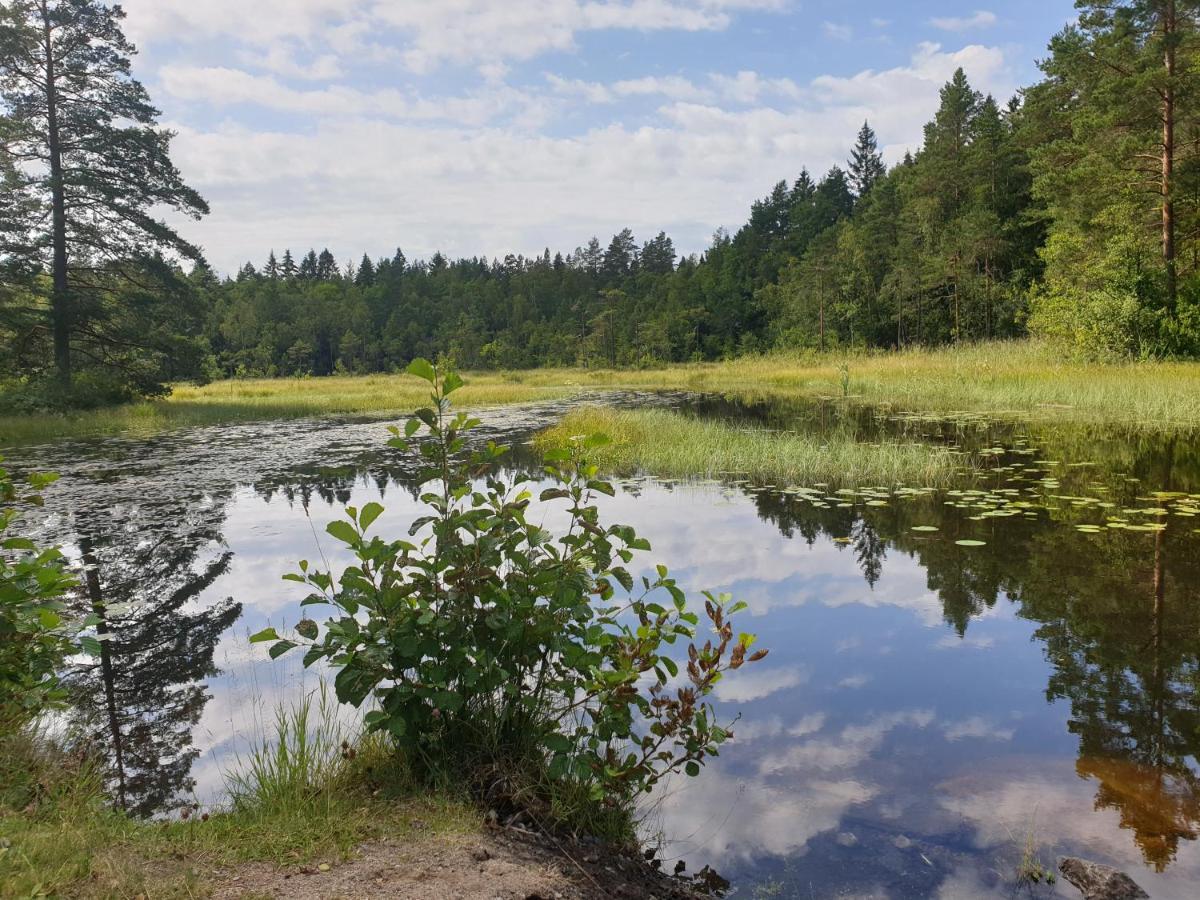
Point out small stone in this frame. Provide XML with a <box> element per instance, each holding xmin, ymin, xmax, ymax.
<box><xmin>472</xmin><ymin>847</ymin><xmax>491</xmax><ymax>862</ymax></box>
<box><xmin>317</xmin><ymin>863</ymin><xmax>331</xmax><ymax>873</ymax></box>
<box><xmin>892</xmin><ymin>835</ymin><xmax>912</xmax><ymax>849</ymax></box>
<box><xmin>836</xmin><ymin>831</ymin><xmax>858</xmax><ymax>847</ymax></box>
<box><xmin>1058</xmin><ymin>857</ymin><xmax>1148</xmax><ymax>900</ymax></box>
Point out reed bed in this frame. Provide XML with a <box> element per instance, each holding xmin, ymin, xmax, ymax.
<box><xmin>537</xmin><ymin>406</ymin><xmax>968</xmax><ymax>487</ymax></box>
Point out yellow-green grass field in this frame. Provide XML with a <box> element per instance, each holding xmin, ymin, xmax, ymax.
<box><xmin>3</xmin><ymin>340</ymin><xmax>1199</xmax><ymax>447</ymax></box>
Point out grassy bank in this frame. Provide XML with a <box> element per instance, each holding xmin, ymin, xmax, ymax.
<box><xmin>4</xmin><ymin>341</ymin><xmax>1200</xmax><ymax>446</ymax></box>
<box><xmin>0</xmin><ymin>705</ymin><xmax>475</xmax><ymax>899</ymax></box>
<box><xmin>0</xmin><ymin>373</ymin><xmax>579</xmax><ymax>447</ymax></box>
<box><xmin>538</xmin><ymin>406</ymin><xmax>967</xmax><ymax>487</ymax></box>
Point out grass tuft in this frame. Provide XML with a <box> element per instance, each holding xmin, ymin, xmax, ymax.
<box><xmin>537</xmin><ymin>406</ymin><xmax>967</xmax><ymax>487</ymax></box>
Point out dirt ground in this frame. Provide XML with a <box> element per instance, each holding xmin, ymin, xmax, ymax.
<box><xmin>210</xmin><ymin>824</ymin><xmax>707</xmax><ymax>900</ymax></box>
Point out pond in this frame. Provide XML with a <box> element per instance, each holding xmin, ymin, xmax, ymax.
<box><xmin>8</xmin><ymin>394</ymin><xmax>1200</xmax><ymax>899</ymax></box>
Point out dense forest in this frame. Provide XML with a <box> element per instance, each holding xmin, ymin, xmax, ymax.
<box><xmin>2</xmin><ymin>1</ymin><xmax>1200</xmax><ymax>406</ymax></box>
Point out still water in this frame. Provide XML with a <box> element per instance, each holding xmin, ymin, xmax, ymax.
<box><xmin>9</xmin><ymin>395</ymin><xmax>1200</xmax><ymax>898</ymax></box>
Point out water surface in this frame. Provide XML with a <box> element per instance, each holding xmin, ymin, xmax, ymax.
<box><xmin>9</xmin><ymin>395</ymin><xmax>1200</xmax><ymax>898</ymax></box>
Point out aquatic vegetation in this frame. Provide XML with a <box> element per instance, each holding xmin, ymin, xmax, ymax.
<box><xmin>536</xmin><ymin>406</ymin><xmax>968</xmax><ymax>487</ymax></box>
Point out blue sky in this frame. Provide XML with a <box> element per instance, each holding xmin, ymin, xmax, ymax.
<box><xmin>117</xmin><ymin>1</ymin><xmax>1077</xmax><ymax>273</ymax></box>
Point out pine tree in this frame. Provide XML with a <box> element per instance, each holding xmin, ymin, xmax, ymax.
<box><xmin>848</xmin><ymin>120</ymin><xmax>886</xmax><ymax>200</ymax></box>
<box><xmin>0</xmin><ymin>0</ymin><xmax>208</xmax><ymax>388</ymax></box>
<box><xmin>264</xmin><ymin>250</ymin><xmax>279</xmax><ymax>280</ymax></box>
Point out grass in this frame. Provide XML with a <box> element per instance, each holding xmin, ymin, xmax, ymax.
<box><xmin>0</xmin><ymin>371</ymin><xmax>578</xmax><ymax>447</ymax></box>
<box><xmin>0</xmin><ymin>698</ymin><xmax>476</xmax><ymax>899</ymax></box>
<box><xmin>537</xmin><ymin>406</ymin><xmax>968</xmax><ymax>487</ymax></box>
<box><xmin>4</xmin><ymin>340</ymin><xmax>1200</xmax><ymax>447</ymax></box>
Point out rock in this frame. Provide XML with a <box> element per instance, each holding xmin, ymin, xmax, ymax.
<box><xmin>836</xmin><ymin>831</ymin><xmax>858</xmax><ymax>847</ymax></box>
<box><xmin>1058</xmin><ymin>857</ymin><xmax>1148</xmax><ymax>900</ymax></box>
<box><xmin>892</xmin><ymin>835</ymin><xmax>912</xmax><ymax>850</ymax></box>
<box><xmin>471</xmin><ymin>847</ymin><xmax>491</xmax><ymax>862</ymax></box>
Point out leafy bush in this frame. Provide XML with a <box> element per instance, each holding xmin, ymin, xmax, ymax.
<box><xmin>0</xmin><ymin>457</ymin><xmax>78</xmax><ymax>724</ymax></box>
<box><xmin>257</xmin><ymin>359</ymin><xmax>766</xmax><ymax>820</ymax></box>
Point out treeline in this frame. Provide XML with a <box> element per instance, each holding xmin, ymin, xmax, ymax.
<box><xmin>204</xmin><ymin>73</ymin><xmax>1038</xmax><ymax>377</ymax></box>
<box><xmin>3</xmin><ymin>1</ymin><xmax>1200</xmax><ymax>406</ymax></box>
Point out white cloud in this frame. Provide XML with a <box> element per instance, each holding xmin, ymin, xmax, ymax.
<box><xmin>837</xmin><ymin>673</ymin><xmax>870</xmax><ymax>689</ymax></box>
<box><xmin>942</xmin><ymin>715</ymin><xmax>1014</xmax><ymax>742</ymax></box>
<box><xmin>759</xmin><ymin>709</ymin><xmax>935</xmax><ymax>775</ymax></box>
<box><xmin>936</xmin><ymin>633</ymin><xmax>995</xmax><ymax>650</ymax></box>
<box><xmin>930</xmin><ymin>10</ymin><xmax>997</xmax><ymax>33</ymax></box>
<box><xmin>714</xmin><ymin>664</ymin><xmax>808</xmax><ymax>702</ymax></box>
<box><xmin>238</xmin><ymin>45</ymin><xmax>344</xmax><ymax>80</ymax></box>
<box><xmin>822</xmin><ymin>21</ymin><xmax>852</xmax><ymax>41</ymax></box>
<box><xmin>149</xmin><ymin>39</ymin><xmax>1014</xmax><ymax>271</ymax></box>
<box><xmin>709</xmin><ymin>70</ymin><xmax>802</xmax><ymax>103</ymax></box>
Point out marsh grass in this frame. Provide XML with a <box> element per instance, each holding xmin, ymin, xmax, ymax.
<box><xmin>4</xmin><ymin>340</ymin><xmax>1200</xmax><ymax>446</ymax></box>
<box><xmin>0</xmin><ymin>697</ymin><xmax>474</xmax><ymax>899</ymax></box>
<box><xmin>537</xmin><ymin>406</ymin><xmax>968</xmax><ymax>487</ymax></box>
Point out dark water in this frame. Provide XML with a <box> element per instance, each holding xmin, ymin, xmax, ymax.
<box><xmin>8</xmin><ymin>396</ymin><xmax>1200</xmax><ymax>898</ymax></box>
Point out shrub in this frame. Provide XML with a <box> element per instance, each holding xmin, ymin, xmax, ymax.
<box><xmin>0</xmin><ymin>457</ymin><xmax>78</xmax><ymax>724</ymax></box>
<box><xmin>256</xmin><ymin>359</ymin><xmax>766</xmax><ymax>822</ymax></box>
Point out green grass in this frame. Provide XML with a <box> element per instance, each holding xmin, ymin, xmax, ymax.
<box><xmin>537</xmin><ymin>406</ymin><xmax>969</xmax><ymax>487</ymax></box>
<box><xmin>0</xmin><ymin>700</ymin><xmax>475</xmax><ymax>899</ymax></box>
<box><xmin>4</xmin><ymin>340</ymin><xmax>1200</xmax><ymax>446</ymax></box>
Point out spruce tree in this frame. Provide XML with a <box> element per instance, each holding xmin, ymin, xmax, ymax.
<box><xmin>281</xmin><ymin>248</ymin><xmax>297</xmax><ymax>279</ymax></box>
<box><xmin>848</xmin><ymin>120</ymin><xmax>886</xmax><ymax>200</ymax></box>
<box><xmin>0</xmin><ymin>0</ymin><xmax>208</xmax><ymax>388</ymax></box>
<box><xmin>264</xmin><ymin>250</ymin><xmax>279</xmax><ymax>280</ymax></box>
<box><xmin>356</xmin><ymin>253</ymin><xmax>376</xmax><ymax>287</ymax></box>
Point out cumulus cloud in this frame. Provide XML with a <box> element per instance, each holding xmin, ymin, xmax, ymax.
<box><xmin>119</xmin><ymin>0</ymin><xmax>1016</xmax><ymax>274</ymax></box>
<box><xmin>930</xmin><ymin>10</ymin><xmax>998</xmax><ymax>33</ymax></box>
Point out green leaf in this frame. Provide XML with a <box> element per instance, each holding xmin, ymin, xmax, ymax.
<box><xmin>404</xmin><ymin>417</ymin><xmax>421</xmax><ymax>438</ymax></box>
<box><xmin>38</xmin><ymin>609</ymin><xmax>62</xmax><ymax>629</ymax></box>
<box><xmin>249</xmin><ymin>627</ymin><xmax>280</xmax><ymax>643</ymax></box>
<box><xmin>543</xmin><ymin>733</ymin><xmax>573</xmax><ymax>753</ymax></box>
<box><xmin>326</xmin><ymin>519</ymin><xmax>359</xmax><ymax>545</ymax></box>
<box><xmin>359</xmin><ymin>502</ymin><xmax>385</xmax><ymax>531</ymax></box>
<box><xmin>406</xmin><ymin>358</ymin><xmax>436</xmax><ymax>383</ymax></box>
<box><xmin>443</xmin><ymin>371</ymin><xmax>465</xmax><ymax>394</ymax></box>
<box><xmin>269</xmin><ymin>640</ymin><xmax>298</xmax><ymax>659</ymax></box>
<box><xmin>432</xmin><ymin>690</ymin><xmax>463</xmax><ymax>712</ymax></box>
<box><xmin>79</xmin><ymin>635</ymin><xmax>102</xmax><ymax>657</ymax></box>
<box><xmin>685</xmin><ymin>761</ymin><xmax>700</xmax><ymax>777</ymax></box>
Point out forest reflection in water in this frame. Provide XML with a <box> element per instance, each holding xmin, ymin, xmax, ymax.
<box><xmin>10</xmin><ymin>395</ymin><xmax>1200</xmax><ymax>898</ymax></box>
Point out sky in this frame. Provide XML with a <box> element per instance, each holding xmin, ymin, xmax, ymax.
<box><xmin>115</xmin><ymin>0</ymin><xmax>1079</xmax><ymax>274</ymax></box>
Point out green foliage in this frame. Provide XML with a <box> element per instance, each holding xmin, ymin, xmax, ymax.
<box><xmin>261</xmin><ymin>360</ymin><xmax>766</xmax><ymax>814</ymax></box>
<box><xmin>1024</xmin><ymin>0</ymin><xmax>1200</xmax><ymax>357</ymax></box>
<box><xmin>0</xmin><ymin>0</ymin><xmax>209</xmax><ymax>400</ymax></box>
<box><xmin>0</xmin><ymin>456</ymin><xmax>77</xmax><ymax>723</ymax></box>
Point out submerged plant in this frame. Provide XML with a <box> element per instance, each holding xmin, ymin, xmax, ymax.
<box><xmin>255</xmin><ymin>359</ymin><xmax>766</xmax><ymax>818</ymax></box>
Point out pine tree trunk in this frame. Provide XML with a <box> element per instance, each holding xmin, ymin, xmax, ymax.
<box><xmin>1163</xmin><ymin>0</ymin><xmax>1178</xmax><ymax>314</ymax></box>
<box><xmin>42</xmin><ymin>5</ymin><xmax>71</xmax><ymax>386</ymax></box>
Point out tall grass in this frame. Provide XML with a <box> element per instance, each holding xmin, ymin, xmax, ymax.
<box><xmin>5</xmin><ymin>340</ymin><xmax>1200</xmax><ymax>446</ymax></box>
<box><xmin>0</xmin><ymin>692</ymin><xmax>472</xmax><ymax>899</ymax></box>
<box><xmin>537</xmin><ymin>406</ymin><xmax>968</xmax><ymax>487</ymax></box>
<box><xmin>224</xmin><ymin>684</ymin><xmax>362</xmax><ymax>817</ymax></box>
